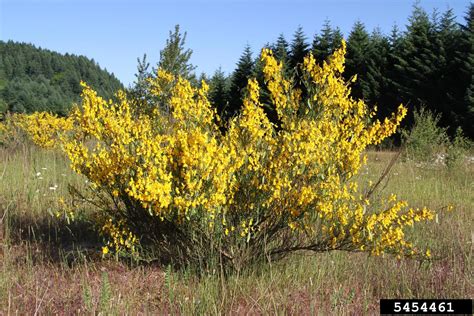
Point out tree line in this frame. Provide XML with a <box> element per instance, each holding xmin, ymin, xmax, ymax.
<box><xmin>130</xmin><ymin>4</ymin><xmax>473</xmax><ymax>138</ymax></box>
<box><xmin>195</xmin><ymin>4</ymin><xmax>472</xmax><ymax>139</ymax></box>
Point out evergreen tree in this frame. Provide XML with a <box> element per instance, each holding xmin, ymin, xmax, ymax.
<box><xmin>288</xmin><ymin>26</ymin><xmax>310</xmax><ymax>98</ymax></box>
<box><xmin>393</xmin><ymin>5</ymin><xmax>446</xmax><ymax>128</ymax></box>
<box><xmin>289</xmin><ymin>26</ymin><xmax>310</xmax><ymax>71</ymax></box>
<box><xmin>459</xmin><ymin>3</ymin><xmax>474</xmax><ymax>137</ymax></box>
<box><xmin>312</xmin><ymin>20</ymin><xmax>343</xmax><ymax>63</ymax></box>
<box><xmin>345</xmin><ymin>21</ymin><xmax>370</xmax><ymax>100</ymax></box>
<box><xmin>228</xmin><ymin>45</ymin><xmax>254</xmax><ymax>119</ymax></box>
<box><xmin>208</xmin><ymin>68</ymin><xmax>230</xmax><ymax>119</ymax></box>
<box><xmin>376</xmin><ymin>24</ymin><xmax>405</xmax><ymax>120</ymax></box>
<box><xmin>438</xmin><ymin>8</ymin><xmax>465</xmax><ymax>130</ymax></box>
<box><xmin>128</xmin><ymin>54</ymin><xmax>152</xmax><ymax>111</ymax></box>
<box><xmin>156</xmin><ymin>24</ymin><xmax>196</xmax><ymax>80</ymax></box>
<box><xmin>128</xmin><ymin>25</ymin><xmax>198</xmax><ymax>113</ymax></box>
<box><xmin>273</xmin><ymin>33</ymin><xmax>289</xmax><ymax>64</ymax></box>
<box><xmin>363</xmin><ymin>28</ymin><xmax>391</xmax><ymax>108</ymax></box>
<box><xmin>271</xmin><ymin>34</ymin><xmax>290</xmax><ymax>77</ymax></box>
<box><xmin>332</xmin><ymin>27</ymin><xmax>344</xmax><ymax>50</ymax></box>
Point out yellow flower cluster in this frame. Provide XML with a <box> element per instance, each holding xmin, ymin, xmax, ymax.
<box><xmin>15</xmin><ymin>41</ymin><xmax>436</xmax><ymax>259</ymax></box>
<box><xmin>100</xmin><ymin>218</ymin><xmax>138</xmax><ymax>255</ymax></box>
<box><xmin>13</xmin><ymin>112</ymin><xmax>73</xmax><ymax>148</ymax></box>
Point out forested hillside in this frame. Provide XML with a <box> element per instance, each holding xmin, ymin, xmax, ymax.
<box><xmin>0</xmin><ymin>41</ymin><xmax>123</xmax><ymax>115</ymax></box>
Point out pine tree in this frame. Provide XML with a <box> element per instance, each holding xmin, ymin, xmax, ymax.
<box><xmin>345</xmin><ymin>21</ymin><xmax>370</xmax><ymax>100</ymax></box>
<box><xmin>228</xmin><ymin>45</ymin><xmax>254</xmax><ymax>119</ymax></box>
<box><xmin>388</xmin><ymin>24</ymin><xmax>403</xmax><ymax>59</ymax></box>
<box><xmin>288</xmin><ymin>26</ymin><xmax>309</xmax><ymax>97</ymax></box>
<box><xmin>378</xmin><ymin>24</ymin><xmax>405</xmax><ymax>120</ymax></box>
<box><xmin>312</xmin><ymin>20</ymin><xmax>343</xmax><ymax>63</ymax></box>
<box><xmin>272</xmin><ymin>34</ymin><xmax>290</xmax><ymax>76</ymax></box>
<box><xmin>156</xmin><ymin>24</ymin><xmax>196</xmax><ymax>80</ymax></box>
<box><xmin>208</xmin><ymin>67</ymin><xmax>229</xmax><ymax>118</ymax></box>
<box><xmin>393</xmin><ymin>6</ymin><xmax>435</xmax><ymax>107</ymax></box>
<box><xmin>273</xmin><ymin>34</ymin><xmax>289</xmax><ymax>63</ymax></box>
<box><xmin>459</xmin><ymin>3</ymin><xmax>474</xmax><ymax>137</ymax></box>
<box><xmin>438</xmin><ymin>8</ymin><xmax>464</xmax><ymax>131</ymax></box>
<box><xmin>129</xmin><ymin>54</ymin><xmax>151</xmax><ymax>106</ymax></box>
<box><xmin>363</xmin><ymin>28</ymin><xmax>390</xmax><ymax>108</ymax></box>
<box><xmin>289</xmin><ymin>26</ymin><xmax>310</xmax><ymax>71</ymax></box>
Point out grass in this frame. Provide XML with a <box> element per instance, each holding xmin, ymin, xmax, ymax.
<box><xmin>1</xmin><ymin>143</ymin><xmax>472</xmax><ymax>314</ymax></box>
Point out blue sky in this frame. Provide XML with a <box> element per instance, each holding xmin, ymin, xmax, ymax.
<box><xmin>1</xmin><ymin>0</ymin><xmax>470</xmax><ymax>86</ymax></box>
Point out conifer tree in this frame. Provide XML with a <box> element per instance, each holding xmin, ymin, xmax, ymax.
<box><xmin>208</xmin><ymin>67</ymin><xmax>230</xmax><ymax>119</ymax></box>
<box><xmin>288</xmin><ymin>26</ymin><xmax>310</xmax><ymax>97</ymax></box>
<box><xmin>363</xmin><ymin>28</ymin><xmax>390</xmax><ymax>108</ymax></box>
<box><xmin>393</xmin><ymin>5</ymin><xmax>443</xmax><ymax>126</ymax></box>
<box><xmin>377</xmin><ymin>24</ymin><xmax>405</xmax><ymax>120</ymax></box>
<box><xmin>228</xmin><ymin>45</ymin><xmax>254</xmax><ymax>119</ymax></box>
<box><xmin>312</xmin><ymin>20</ymin><xmax>343</xmax><ymax>63</ymax></box>
<box><xmin>459</xmin><ymin>3</ymin><xmax>474</xmax><ymax>137</ymax></box>
<box><xmin>273</xmin><ymin>34</ymin><xmax>289</xmax><ymax>61</ymax></box>
<box><xmin>332</xmin><ymin>27</ymin><xmax>344</xmax><ymax>52</ymax></box>
<box><xmin>438</xmin><ymin>8</ymin><xmax>465</xmax><ymax>130</ymax></box>
<box><xmin>345</xmin><ymin>21</ymin><xmax>370</xmax><ymax>100</ymax></box>
<box><xmin>156</xmin><ymin>24</ymin><xmax>196</xmax><ymax>80</ymax></box>
<box><xmin>289</xmin><ymin>26</ymin><xmax>310</xmax><ymax>71</ymax></box>
<box><xmin>272</xmin><ymin>34</ymin><xmax>290</xmax><ymax>75</ymax></box>
<box><xmin>129</xmin><ymin>54</ymin><xmax>151</xmax><ymax>104</ymax></box>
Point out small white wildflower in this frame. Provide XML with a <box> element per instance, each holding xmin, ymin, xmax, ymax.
<box><xmin>35</xmin><ymin>172</ymin><xmax>41</xmax><ymax>177</ymax></box>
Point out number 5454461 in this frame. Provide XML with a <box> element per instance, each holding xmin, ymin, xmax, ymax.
<box><xmin>394</xmin><ymin>301</ymin><xmax>454</xmax><ymax>313</ymax></box>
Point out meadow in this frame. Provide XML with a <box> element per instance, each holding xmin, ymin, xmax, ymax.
<box><xmin>1</xmin><ymin>142</ymin><xmax>472</xmax><ymax>314</ymax></box>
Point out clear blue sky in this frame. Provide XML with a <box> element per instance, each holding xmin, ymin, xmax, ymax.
<box><xmin>1</xmin><ymin>0</ymin><xmax>470</xmax><ymax>86</ymax></box>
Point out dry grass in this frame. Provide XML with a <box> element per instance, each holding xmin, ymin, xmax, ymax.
<box><xmin>1</xmin><ymin>144</ymin><xmax>472</xmax><ymax>314</ymax></box>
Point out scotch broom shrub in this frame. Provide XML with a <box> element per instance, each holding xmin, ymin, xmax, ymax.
<box><xmin>18</xmin><ymin>41</ymin><xmax>436</xmax><ymax>271</ymax></box>
<box><xmin>0</xmin><ymin>112</ymin><xmax>70</xmax><ymax>149</ymax></box>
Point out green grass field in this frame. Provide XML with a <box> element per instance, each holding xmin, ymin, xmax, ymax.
<box><xmin>1</xmin><ymin>144</ymin><xmax>472</xmax><ymax>314</ymax></box>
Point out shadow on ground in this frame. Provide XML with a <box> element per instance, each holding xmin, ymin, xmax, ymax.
<box><xmin>2</xmin><ymin>210</ymin><xmax>103</xmax><ymax>266</ymax></box>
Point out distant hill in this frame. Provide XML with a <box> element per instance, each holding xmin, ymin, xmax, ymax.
<box><xmin>0</xmin><ymin>41</ymin><xmax>123</xmax><ymax>115</ymax></box>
